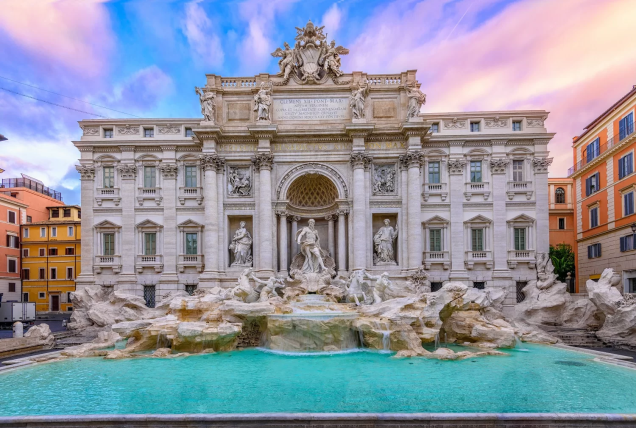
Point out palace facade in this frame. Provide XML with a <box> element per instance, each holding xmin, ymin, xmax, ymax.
<box><xmin>73</xmin><ymin>23</ymin><xmax>554</xmax><ymax>315</ymax></box>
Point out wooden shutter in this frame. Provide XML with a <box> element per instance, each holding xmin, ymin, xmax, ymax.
<box><xmin>620</xmin><ymin>236</ymin><xmax>626</xmax><ymax>252</ymax></box>
<box><xmin>597</xmin><ymin>243</ymin><xmax>601</xmax><ymax>257</ymax></box>
<box><xmin>585</xmin><ymin>177</ymin><xmax>590</xmax><ymax>196</ymax></box>
<box><xmin>587</xmin><ymin>245</ymin><xmax>592</xmax><ymax>258</ymax></box>
<box><xmin>629</xmin><ymin>153</ymin><xmax>634</xmax><ymax>175</ymax></box>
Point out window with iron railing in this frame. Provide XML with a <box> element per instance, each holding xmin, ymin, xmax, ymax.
<box><xmin>619</xmin><ymin>112</ymin><xmax>634</xmax><ymax>141</ymax></box>
<box><xmin>618</xmin><ymin>153</ymin><xmax>634</xmax><ymax>179</ymax></box>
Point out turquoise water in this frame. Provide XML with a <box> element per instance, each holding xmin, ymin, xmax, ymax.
<box><xmin>1</xmin><ymin>344</ymin><xmax>636</xmax><ymax>415</ymax></box>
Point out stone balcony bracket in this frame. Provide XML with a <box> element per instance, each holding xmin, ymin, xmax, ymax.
<box><xmin>506</xmin><ymin>181</ymin><xmax>534</xmax><ymax>201</ymax></box>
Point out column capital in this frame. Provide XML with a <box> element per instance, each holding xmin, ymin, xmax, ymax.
<box><xmin>291</xmin><ymin>215</ymin><xmax>301</xmax><ymax>222</ymax></box>
<box><xmin>159</xmin><ymin>163</ymin><xmax>178</xmax><ymax>179</ymax></box>
<box><xmin>75</xmin><ymin>164</ymin><xmax>96</xmax><ymax>181</ymax></box>
<box><xmin>248</xmin><ymin>124</ymin><xmax>278</xmax><ymax>139</ymax></box>
<box><xmin>276</xmin><ymin>210</ymin><xmax>288</xmax><ymax>217</ymax></box>
<box><xmin>337</xmin><ymin>209</ymin><xmax>350</xmax><ymax>216</ymax></box>
<box><xmin>252</xmin><ymin>152</ymin><xmax>274</xmax><ymax>171</ymax></box>
<box><xmin>349</xmin><ymin>152</ymin><xmax>373</xmax><ymax>169</ymax></box>
<box><xmin>489</xmin><ymin>158</ymin><xmax>510</xmax><ymax>175</ymax></box>
<box><xmin>325</xmin><ymin>214</ymin><xmax>337</xmax><ymax>221</ymax></box>
<box><xmin>399</xmin><ymin>151</ymin><xmax>424</xmax><ymax>168</ymax></box>
<box><xmin>117</xmin><ymin>164</ymin><xmax>137</xmax><ymax>180</ymax></box>
<box><xmin>199</xmin><ymin>154</ymin><xmax>225</xmax><ymax>171</ymax></box>
<box><xmin>532</xmin><ymin>157</ymin><xmax>553</xmax><ymax>173</ymax></box>
<box><xmin>447</xmin><ymin>158</ymin><xmax>467</xmax><ymax>174</ymax></box>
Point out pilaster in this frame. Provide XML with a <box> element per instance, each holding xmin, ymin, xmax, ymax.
<box><xmin>447</xmin><ymin>153</ymin><xmax>469</xmax><ymax>282</ymax></box>
<box><xmin>158</xmin><ymin>161</ymin><xmax>179</xmax><ymax>295</ymax></box>
<box><xmin>350</xmin><ymin>152</ymin><xmax>372</xmax><ymax>270</ymax></box>
<box><xmin>489</xmin><ymin>156</ymin><xmax>512</xmax><ymax>285</ymax></box>
<box><xmin>253</xmin><ymin>152</ymin><xmax>275</xmax><ymax>276</ymax></box>
<box><xmin>198</xmin><ymin>154</ymin><xmax>223</xmax><ymax>286</ymax></box>
<box><xmin>402</xmin><ymin>151</ymin><xmax>424</xmax><ymax>271</ymax></box>
<box><xmin>116</xmin><ymin>161</ymin><xmax>139</xmax><ymax>294</ymax></box>
<box><xmin>533</xmin><ymin>156</ymin><xmax>553</xmax><ymax>253</ymax></box>
<box><xmin>75</xmin><ymin>164</ymin><xmax>96</xmax><ymax>290</ymax></box>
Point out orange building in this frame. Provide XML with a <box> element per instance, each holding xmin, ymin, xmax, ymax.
<box><xmin>548</xmin><ymin>178</ymin><xmax>576</xmax><ymax>250</ymax></box>
<box><xmin>568</xmin><ymin>85</ymin><xmax>636</xmax><ymax>294</ymax></box>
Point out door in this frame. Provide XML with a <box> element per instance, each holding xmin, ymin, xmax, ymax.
<box><xmin>51</xmin><ymin>295</ymin><xmax>60</xmax><ymax>312</ymax></box>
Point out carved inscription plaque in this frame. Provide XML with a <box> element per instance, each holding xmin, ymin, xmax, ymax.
<box><xmin>373</xmin><ymin>100</ymin><xmax>397</xmax><ymax>118</ymax></box>
<box><xmin>227</xmin><ymin>102</ymin><xmax>251</xmax><ymax>120</ymax></box>
<box><xmin>273</xmin><ymin>98</ymin><xmax>349</xmax><ymax>121</ymax></box>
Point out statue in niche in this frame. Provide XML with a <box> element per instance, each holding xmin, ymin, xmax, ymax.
<box><xmin>249</xmin><ymin>272</ymin><xmax>286</xmax><ymax>302</ymax></box>
<box><xmin>227</xmin><ymin>167</ymin><xmax>251</xmax><ymax>196</ymax></box>
<box><xmin>373</xmin><ymin>219</ymin><xmax>398</xmax><ymax>265</ymax></box>
<box><xmin>405</xmin><ymin>82</ymin><xmax>426</xmax><ymax>120</ymax></box>
<box><xmin>296</xmin><ymin>219</ymin><xmax>327</xmax><ymax>273</ymax></box>
<box><xmin>271</xmin><ymin>42</ymin><xmax>296</xmax><ymax>80</ymax></box>
<box><xmin>195</xmin><ymin>87</ymin><xmax>216</xmax><ymax>123</ymax></box>
<box><xmin>372</xmin><ymin>165</ymin><xmax>396</xmax><ymax>194</ymax></box>
<box><xmin>349</xmin><ymin>83</ymin><xmax>369</xmax><ymax>120</ymax></box>
<box><xmin>229</xmin><ymin>221</ymin><xmax>253</xmax><ymax>267</ymax></box>
<box><xmin>253</xmin><ymin>82</ymin><xmax>272</xmax><ymax>122</ymax></box>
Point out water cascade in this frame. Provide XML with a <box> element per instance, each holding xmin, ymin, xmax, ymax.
<box><xmin>514</xmin><ymin>335</ymin><xmax>529</xmax><ymax>352</ymax></box>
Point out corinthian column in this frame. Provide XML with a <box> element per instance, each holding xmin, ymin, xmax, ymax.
<box><xmin>159</xmin><ymin>162</ymin><xmax>179</xmax><ymax>294</ymax></box>
<box><xmin>533</xmin><ymin>156</ymin><xmax>553</xmax><ymax>253</ymax></box>
<box><xmin>489</xmin><ymin>157</ymin><xmax>510</xmax><ymax>273</ymax></box>
<box><xmin>337</xmin><ymin>209</ymin><xmax>348</xmax><ymax>274</ymax></box>
<box><xmin>291</xmin><ymin>216</ymin><xmax>300</xmax><ymax>256</ymax></box>
<box><xmin>75</xmin><ymin>164</ymin><xmax>96</xmax><ymax>290</ymax></box>
<box><xmin>350</xmin><ymin>152</ymin><xmax>372</xmax><ymax>271</ymax></box>
<box><xmin>326</xmin><ymin>214</ymin><xmax>336</xmax><ymax>258</ymax></box>
<box><xmin>253</xmin><ymin>153</ymin><xmax>275</xmax><ymax>275</ymax></box>
<box><xmin>404</xmin><ymin>152</ymin><xmax>424</xmax><ymax>271</ymax></box>
<box><xmin>199</xmin><ymin>154</ymin><xmax>222</xmax><ymax>286</ymax></box>
<box><xmin>277</xmin><ymin>211</ymin><xmax>288</xmax><ymax>274</ymax></box>
<box><xmin>116</xmin><ymin>163</ymin><xmax>138</xmax><ymax>294</ymax></box>
<box><xmin>448</xmin><ymin>158</ymin><xmax>469</xmax><ymax>282</ymax></box>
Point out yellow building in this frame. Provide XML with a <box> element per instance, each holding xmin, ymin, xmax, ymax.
<box><xmin>21</xmin><ymin>205</ymin><xmax>81</xmax><ymax>312</ymax></box>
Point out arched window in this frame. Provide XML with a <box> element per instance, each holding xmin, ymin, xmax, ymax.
<box><xmin>555</xmin><ymin>187</ymin><xmax>565</xmax><ymax>204</ymax></box>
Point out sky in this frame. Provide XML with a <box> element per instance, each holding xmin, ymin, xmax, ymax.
<box><xmin>1</xmin><ymin>0</ymin><xmax>636</xmax><ymax>206</ymax></box>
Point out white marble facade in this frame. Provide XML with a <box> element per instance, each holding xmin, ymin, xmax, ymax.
<box><xmin>73</xmin><ymin>24</ymin><xmax>553</xmax><ymax>315</ymax></box>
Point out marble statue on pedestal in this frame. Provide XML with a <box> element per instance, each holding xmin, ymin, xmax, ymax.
<box><xmin>195</xmin><ymin>87</ymin><xmax>216</xmax><ymax>123</ymax></box>
<box><xmin>253</xmin><ymin>82</ymin><xmax>272</xmax><ymax>121</ymax></box>
<box><xmin>406</xmin><ymin>82</ymin><xmax>426</xmax><ymax>120</ymax></box>
<box><xmin>349</xmin><ymin>84</ymin><xmax>369</xmax><ymax>120</ymax></box>
<box><xmin>229</xmin><ymin>222</ymin><xmax>253</xmax><ymax>266</ymax></box>
<box><xmin>373</xmin><ymin>219</ymin><xmax>398</xmax><ymax>265</ymax></box>
<box><xmin>296</xmin><ymin>219</ymin><xmax>327</xmax><ymax>273</ymax></box>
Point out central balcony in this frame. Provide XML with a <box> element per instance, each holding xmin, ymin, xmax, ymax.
<box><xmin>137</xmin><ymin>187</ymin><xmax>162</xmax><ymax>206</ymax></box>
<box><xmin>464</xmin><ymin>182</ymin><xmax>490</xmax><ymax>201</ymax></box>
<box><xmin>136</xmin><ymin>254</ymin><xmax>164</xmax><ymax>273</ymax></box>
<box><xmin>506</xmin><ymin>181</ymin><xmax>533</xmax><ymax>200</ymax></box>
<box><xmin>422</xmin><ymin>182</ymin><xmax>448</xmax><ymax>201</ymax></box>
<box><xmin>178</xmin><ymin>254</ymin><xmax>204</xmax><ymax>273</ymax></box>
<box><xmin>95</xmin><ymin>187</ymin><xmax>121</xmax><ymax>206</ymax></box>
<box><xmin>465</xmin><ymin>250</ymin><xmax>493</xmax><ymax>270</ymax></box>
<box><xmin>507</xmin><ymin>249</ymin><xmax>536</xmax><ymax>269</ymax></box>
<box><xmin>178</xmin><ymin>186</ymin><xmax>204</xmax><ymax>205</ymax></box>
<box><xmin>423</xmin><ymin>250</ymin><xmax>450</xmax><ymax>269</ymax></box>
<box><xmin>94</xmin><ymin>255</ymin><xmax>121</xmax><ymax>274</ymax></box>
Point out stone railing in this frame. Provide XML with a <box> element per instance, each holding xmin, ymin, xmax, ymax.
<box><xmin>423</xmin><ymin>251</ymin><xmax>450</xmax><ymax>270</ymax></box>
<box><xmin>95</xmin><ymin>187</ymin><xmax>122</xmax><ymax>206</ymax></box>
<box><xmin>422</xmin><ymin>182</ymin><xmax>448</xmax><ymax>201</ymax></box>
<box><xmin>464</xmin><ymin>182</ymin><xmax>490</xmax><ymax>201</ymax></box>
<box><xmin>506</xmin><ymin>181</ymin><xmax>533</xmax><ymax>200</ymax></box>
<box><xmin>136</xmin><ymin>187</ymin><xmax>163</xmax><ymax>206</ymax></box>
<box><xmin>365</xmin><ymin>75</ymin><xmax>402</xmax><ymax>85</ymax></box>
<box><xmin>220</xmin><ymin>78</ymin><xmax>258</xmax><ymax>88</ymax></box>
<box><xmin>507</xmin><ymin>249</ymin><xmax>536</xmax><ymax>269</ymax></box>
<box><xmin>136</xmin><ymin>255</ymin><xmax>163</xmax><ymax>274</ymax></box>
<box><xmin>465</xmin><ymin>250</ymin><xmax>493</xmax><ymax>270</ymax></box>
<box><xmin>178</xmin><ymin>254</ymin><xmax>204</xmax><ymax>273</ymax></box>
<box><xmin>94</xmin><ymin>255</ymin><xmax>121</xmax><ymax>274</ymax></box>
<box><xmin>178</xmin><ymin>186</ymin><xmax>204</xmax><ymax>205</ymax></box>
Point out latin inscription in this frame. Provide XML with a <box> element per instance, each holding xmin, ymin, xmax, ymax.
<box><xmin>227</xmin><ymin>102</ymin><xmax>251</xmax><ymax>120</ymax></box>
<box><xmin>373</xmin><ymin>100</ymin><xmax>397</xmax><ymax>118</ymax></box>
<box><xmin>273</xmin><ymin>98</ymin><xmax>349</xmax><ymax>121</ymax></box>
<box><xmin>217</xmin><ymin>141</ymin><xmax>405</xmax><ymax>152</ymax></box>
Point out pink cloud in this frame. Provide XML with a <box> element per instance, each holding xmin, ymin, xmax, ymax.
<box><xmin>347</xmin><ymin>0</ymin><xmax>636</xmax><ymax>176</ymax></box>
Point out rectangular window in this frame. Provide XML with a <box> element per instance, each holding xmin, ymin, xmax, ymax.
<box><xmin>471</xmin><ymin>228</ymin><xmax>484</xmax><ymax>251</ymax></box>
<box><xmin>23</xmin><ymin>293</ymin><xmax>28</xmax><ymax>302</ymax></box>
<box><xmin>512</xmin><ymin>160</ymin><xmax>524</xmax><ymax>182</ymax></box>
<box><xmin>514</xmin><ymin>228</ymin><xmax>526</xmax><ymax>250</ymax></box>
<box><xmin>144</xmin><ymin>127</ymin><xmax>154</xmax><ymax>138</ymax></box>
<box><xmin>473</xmin><ymin>282</ymin><xmax>485</xmax><ymax>290</ymax></box>
<box><xmin>50</xmin><ymin>268</ymin><xmax>57</xmax><ymax>280</ymax></box>
<box><xmin>23</xmin><ymin>228</ymin><xmax>29</xmax><ymax>238</ymax></box>
<box><xmin>22</xmin><ymin>269</ymin><xmax>30</xmax><ymax>280</ymax></box>
<box><xmin>185</xmin><ymin>233</ymin><xmax>198</xmax><ymax>255</ymax></box>
<box><xmin>629</xmin><ymin>278</ymin><xmax>636</xmax><ymax>294</ymax></box>
<box><xmin>26</xmin><ymin>216</ymin><xmax>32</xmax><ymax>223</ymax></box>
<box><xmin>470</xmin><ymin>122</ymin><xmax>480</xmax><ymax>132</ymax></box>
<box><xmin>144</xmin><ymin>285</ymin><xmax>156</xmax><ymax>308</ymax></box>
<box><xmin>185</xmin><ymin>128</ymin><xmax>193</xmax><ymax>137</ymax></box>
<box><xmin>8</xmin><ymin>211</ymin><xmax>16</xmax><ymax>224</ymax></box>
<box><xmin>39</xmin><ymin>248</ymin><xmax>45</xmax><ymax>257</ymax></box>
<box><xmin>103</xmin><ymin>166</ymin><xmax>115</xmax><ymax>188</ymax></box>
<box><xmin>428</xmin><ymin>162</ymin><xmax>440</xmax><ymax>184</ymax></box>
<box><xmin>144</xmin><ymin>233</ymin><xmax>157</xmax><ymax>255</ymax></box>
<box><xmin>558</xmin><ymin>218</ymin><xmax>565</xmax><ymax>230</ymax></box>
<box><xmin>590</xmin><ymin>206</ymin><xmax>599</xmax><ymax>228</ymax></box>
<box><xmin>63</xmin><ymin>209</ymin><xmax>71</xmax><ymax>218</ymax></box>
<box><xmin>8</xmin><ymin>259</ymin><xmax>17</xmax><ymax>273</ymax></box>
<box><xmin>470</xmin><ymin>161</ymin><xmax>482</xmax><ymax>183</ymax></box>
<box><xmin>429</xmin><ymin>228</ymin><xmax>442</xmax><ymax>252</ymax></box>
<box><xmin>65</xmin><ymin>247</ymin><xmax>74</xmax><ymax>255</ymax></box>
<box><xmin>586</xmin><ymin>138</ymin><xmax>600</xmax><ymax>162</ymax></box>
<box><xmin>587</xmin><ymin>243</ymin><xmax>602</xmax><ymax>259</ymax></box>
<box><xmin>516</xmin><ymin>282</ymin><xmax>527</xmax><ymax>303</ymax></box>
<box><xmin>38</xmin><ymin>292</ymin><xmax>45</xmax><ymax>299</ymax></box>
<box><xmin>430</xmin><ymin>123</ymin><xmax>439</xmax><ymax>133</ymax></box>
<box><xmin>144</xmin><ymin>166</ymin><xmax>156</xmax><ymax>188</ymax></box>
<box><xmin>620</xmin><ymin>234</ymin><xmax>636</xmax><ymax>252</ymax></box>
<box><xmin>68</xmin><ymin>226</ymin><xmax>74</xmax><ymax>236</ymax></box>
<box><xmin>51</xmin><ymin>227</ymin><xmax>57</xmax><ymax>237</ymax></box>
<box><xmin>512</xmin><ymin>121</ymin><xmax>522</xmax><ymax>131</ymax></box>
<box><xmin>185</xmin><ymin>284</ymin><xmax>197</xmax><ymax>296</ymax></box>
<box><xmin>51</xmin><ymin>209</ymin><xmax>59</xmax><ymax>218</ymax></box>
<box><xmin>103</xmin><ymin>233</ymin><xmax>115</xmax><ymax>256</ymax></box>
<box><xmin>618</xmin><ymin>153</ymin><xmax>634</xmax><ymax>179</ymax></box>
<box><xmin>586</xmin><ymin>172</ymin><xmax>601</xmax><ymax>196</ymax></box>
<box><xmin>49</xmin><ymin>248</ymin><xmax>58</xmax><ymax>256</ymax></box>
<box><xmin>8</xmin><ymin>283</ymin><xmax>16</xmax><ymax>293</ymax></box>
<box><xmin>22</xmin><ymin>248</ymin><xmax>29</xmax><ymax>257</ymax></box>
<box><xmin>624</xmin><ymin>191</ymin><xmax>635</xmax><ymax>216</ymax></box>
<box><xmin>185</xmin><ymin>166</ymin><xmax>197</xmax><ymax>188</ymax></box>
<box><xmin>66</xmin><ymin>267</ymin><xmax>73</xmax><ymax>279</ymax></box>
<box><xmin>104</xmin><ymin>128</ymin><xmax>113</xmax><ymax>138</ymax></box>
<box><xmin>619</xmin><ymin>112</ymin><xmax>634</xmax><ymax>141</ymax></box>
<box><xmin>40</xmin><ymin>227</ymin><xmax>46</xmax><ymax>237</ymax></box>
<box><xmin>431</xmin><ymin>282</ymin><xmax>443</xmax><ymax>292</ymax></box>
<box><xmin>6</xmin><ymin>235</ymin><xmax>19</xmax><ymax>248</ymax></box>
<box><xmin>39</xmin><ymin>268</ymin><xmax>45</xmax><ymax>280</ymax></box>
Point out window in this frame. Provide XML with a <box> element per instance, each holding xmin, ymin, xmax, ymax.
<box><xmin>470</xmin><ymin>161</ymin><xmax>482</xmax><ymax>182</ymax></box>
<box><xmin>185</xmin><ymin>166</ymin><xmax>197</xmax><ymax>188</ymax></box>
<box><xmin>22</xmin><ymin>269</ymin><xmax>30</xmax><ymax>280</ymax></box>
<box><xmin>629</xmin><ymin>278</ymin><xmax>636</xmax><ymax>294</ymax></box>
<box><xmin>618</xmin><ymin>153</ymin><xmax>634</xmax><ymax>179</ymax></box>
<box><xmin>512</xmin><ymin>121</ymin><xmax>522</xmax><ymax>131</ymax></box>
<box><xmin>51</xmin><ymin>227</ymin><xmax>57</xmax><ymax>237</ymax></box>
<box><xmin>103</xmin><ymin>233</ymin><xmax>115</xmax><ymax>256</ymax></box>
<box><xmin>39</xmin><ymin>292</ymin><xmax>45</xmax><ymax>299</ymax></box>
<box><xmin>66</xmin><ymin>267</ymin><xmax>74</xmax><ymax>279</ymax></box>
<box><xmin>558</xmin><ymin>218</ymin><xmax>565</xmax><ymax>230</ymax></box>
<box><xmin>63</xmin><ymin>209</ymin><xmax>71</xmax><ymax>218</ymax></box>
<box><xmin>23</xmin><ymin>293</ymin><xmax>28</xmax><ymax>302</ymax></box>
<box><xmin>8</xmin><ymin>259</ymin><xmax>17</xmax><ymax>273</ymax></box>
<box><xmin>586</xmin><ymin>138</ymin><xmax>600</xmax><ymax>162</ymax></box>
<box><xmin>587</xmin><ymin>243</ymin><xmax>602</xmax><ymax>259</ymax></box>
<box><xmin>68</xmin><ymin>226</ymin><xmax>74</xmax><ymax>236</ymax></box>
<box><xmin>619</xmin><ymin>234</ymin><xmax>636</xmax><ymax>252</ymax></box>
<box><xmin>65</xmin><ymin>247</ymin><xmax>75</xmax><ymax>255</ymax></box>
<box><xmin>430</xmin><ymin>123</ymin><xmax>439</xmax><ymax>133</ymax></box>
<box><xmin>26</xmin><ymin>216</ymin><xmax>32</xmax><ymax>223</ymax></box>
<box><xmin>22</xmin><ymin>248</ymin><xmax>29</xmax><ymax>257</ymax></box>
<box><xmin>512</xmin><ymin>160</ymin><xmax>524</xmax><ymax>182</ymax></box>
<box><xmin>471</xmin><ymin>228</ymin><xmax>484</xmax><ymax>251</ymax></box>
<box><xmin>516</xmin><ymin>282</ymin><xmax>527</xmax><ymax>303</ymax></box>
<box><xmin>103</xmin><ymin>166</ymin><xmax>115</xmax><ymax>189</ymax></box>
<box><xmin>619</xmin><ymin>112</ymin><xmax>634</xmax><ymax>141</ymax></box>
<box><xmin>429</xmin><ymin>228</ymin><xmax>442</xmax><ymax>252</ymax></box>
<box><xmin>6</xmin><ymin>235</ymin><xmax>19</xmax><ymax>248</ymax></box>
<box><xmin>51</xmin><ymin>209</ymin><xmax>59</xmax><ymax>218</ymax></box>
<box><xmin>144</xmin><ymin>166</ymin><xmax>156</xmax><ymax>188</ymax></box>
<box><xmin>585</xmin><ymin>172</ymin><xmax>600</xmax><ymax>196</ymax></box>
<box><xmin>8</xmin><ymin>211</ymin><xmax>16</xmax><ymax>224</ymax></box>
<box><xmin>428</xmin><ymin>162</ymin><xmax>440</xmax><ymax>184</ymax></box>
<box><xmin>104</xmin><ymin>128</ymin><xmax>113</xmax><ymax>138</ymax></box>
<box><xmin>555</xmin><ymin>187</ymin><xmax>566</xmax><ymax>203</ymax></box>
<box><xmin>8</xmin><ymin>283</ymin><xmax>16</xmax><ymax>293</ymax></box>
<box><xmin>49</xmin><ymin>248</ymin><xmax>58</xmax><ymax>256</ymax></box>
<box><xmin>185</xmin><ymin>128</ymin><xmax>193</xmax><ymax>137</ymax></box>
<box><xmin>431</xmin><ymin>282</ymin><xmax>443</xmax><ymax>292</ymax></box>
<box><xmin>590</xmin><ymin>206</ymin><xmax>599</xmax><ymax>228</ymax></box>
<box><xmin>23</xmin><ymin>228</ymin><xmax>29</xmax><ymax>238</ymax></box>
<box><xmin>473</xmin><ymin>282</ymin><xmax>485</xmax><ymax>290</ymax></box>
<box><xmin>50</xmin><ymin>268</ymin><xmax>57</xmax><ymax>280</ymax></box>
<box><xmin>185</xmin><ymin>233</ymin><xmax>198</xmax><ymax>255</ymax></box>
<box><xmin>144</xmin><ymin>233</ymin><xmax>157</xmax><ymax>255</ymax></box>
<box><xmin>185</xmin><ymin>284</ymin><xmax>197</xmax><ymax>296</ymax></box>
<box><xmin>40</xmin><ymin>227</ymin><xmax>46</xmax><ymax>237</ymax></box>
<box><xmin>144</xmin><ymin>285</ymin><xmax>156</xmax><ymax>308</ymax></box>
<box><xmin>470</xmin><ymin>122</ymin><xmax>480</xmax><ymax>132</ymax></box>
<box><xmin>39</xmin><ymin>248</ymin><xmax>45</xmax><ymax>257</ymax></box>
<box><xmin>514</xmin><ymin>228</ymin><xmax>526</xmax><ymax>250</ymax></box>
<box><xmin>144</xmin><ymin>128</ymin><xmax>154</xmax><ymax>138</ymax></box>
<box><xmin>39</xmin><ymin>268</ymin><xmax>45</xmax><ymax>280</ymax></box>
<box><xmin>624</xmin><ymin>191</ymin><xmax>635</xmax><ymax>216</ymax></box>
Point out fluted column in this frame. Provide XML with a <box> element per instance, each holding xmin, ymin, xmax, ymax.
<box><xmin>159</xmin><ymin>163</ymin><xmax>179</xmax><ymax>292</ymax></box>
<box><xmin>337</xmin><ymin>209</ymin><xmax>348</xmax><ymax>274</ymax></box>
<box><xmin>350</xmin><ymin>152</ymin><xmax>372</xmax><ymax>270</ymax></box>
<box><xmin>405</xmin><ymin>152</ymin><xmax>424</xmax><ymax>271</ymax></box>
<box><xmin>490</xmin><ymin>158</ymin><xmax>510</xmax><ymax>272</ymax></box>
<box><xmin>253</xmin><ymin>153</ymin><xmax>275</xmax><ymax>275</ymax></box>
<box><xmin>278</xmin><ymin>211</ymin><xmax>288</xmax><ymax>274</ymax></box>
<box><xmin>116</xmin><ymin>163</ymin><xmax>138</xmax><ymax>294</ymax></box>
<box><xmin>291</xmin><ymin>216</ymin><xmax>300</xmax><ymax>257</ymax></box>
<box><xmin>215</xmin><ymin>159</ymin><xmax>226</xmax><ymax>271</ymax></box>
<box><xmin>75</xmin><ymin>164</ymin><xmax>96</xmax><ymax>290</ymax></box>
<box><xmin>448</xmin><ymin>158</ymin><xmax>469</xmax><ymax>281</ymax></box>
<box><xmin>326</xmin><ymin>214</ymin><xmax>336</xmax><ymax>258</ymax></box>
<box><xmin>533</xmin><ymin>157</ymin><xmax>553</xmax><ymax>253</ymax></box>
<box><xmin>199</xmin><ymin>154</ymin><xmax>222</xmax><ymax>285</ymax></box>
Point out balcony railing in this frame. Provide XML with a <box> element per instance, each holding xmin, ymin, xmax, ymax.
<box><xmin>464</xmin><ymin>182</ymin><xmax>490</xmax><ymax>201</ymax></box>
<box><xmin>97</xmin><ymin>187</ymin><xmax>120</xmax><ymax>197</ymax></box>
<box><xmin>506</xmin><ymin>181</ymin><xmax>533</xmax><ymax>200</ymax></box>
<box><xmin>1</xmin><ymin>178</ymin><xmax>63</xmax><ymax>201</ymax></box>
<box><xmin>507</xmin><ymin>249</ymin><xmax>536</xmax><ymax>269</ymax></box>
<box><xmin>178</xmin><ymin>254</ymin><xmax>204</xmax><ymax>273</ymax></box>
<box><xmin>465</xmin><ymin>250</ymin><xmax>493</xmax><ymax>270</ymax></box>
<box><xmin>136</xmin><ymin>254</ymin><xmax>163</xmax><ymax>273</ymax></box>
<box><xmin>423</xmin><ymin>251</ymin><xmax>450</xmax><ymax>269</ymax></box>
<box><xmin>136</xmin><ymin>187</ymin><xmax>162</xmax><ymax>206</ymax></box>
<box><xmin>94</xmin><ymin>255</ymin><xmax>121</xmax><ymax>274</ymax></box>
<box><xmin>422</xmin><ymin>182</ymin><xmax>448</xmax><ymax>201</ymax></box>
<box><xmin>178</xmin><ymin>186</ymin><xmax>204</xmax><ymax>205</ymax></box>
<box><xmin>568</xmin><ymin>125</ymin><xmax>636</xmax><ymax>176</ymax></box>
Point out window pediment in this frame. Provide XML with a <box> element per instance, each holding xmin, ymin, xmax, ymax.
<box><xmin>464</xmin><ymin>214</ymin><xmax>492</xmax><ymax>225</ymax></box>
<box><xmin>94</xmin><ymin>220</ymin><xmax>121</xmax><ymax>229</ymax></box>
<box><xmin>424</xmin><ymin>215</ymin><xmax>449</xmax><ymax>225</ymax></box>
<box><xmin>507</xmin><ymin>214</ymin><xmax>535</xmax><ymax>225</ymax></box>
<box><xmin>178</xmin><ymin>219</ymin><xmax>204</xmax><ymax>230</ymax></box>
<box><xmin>136</xmin><ymin>219</ymin><xmax>163</xmax><ymax>230</ymax></box>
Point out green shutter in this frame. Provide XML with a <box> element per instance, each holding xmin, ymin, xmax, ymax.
<box><xmin>144</xmin><ymin>167</ymin><xmax>156</xmax><ymax>188</ymax></box>
<box><xmin>472</xmin><ymin>229</ymin><xmax>483</xmax><ymax>251</ymax></box>
<box><xmin>185</xmin><ymin>166</ymin><xmax>197</xmax><ymax>188</ymax></box>
<box><xmin>145</xmin><ymin>233</ymin><xmax>156</xmax><ymax>255</ymax></box>
<box><xmin>514</xmin><ymin>228</ymin><xmax>526</xmax><ymax>250</ymax></box>
<box><xmin>430</xmin><ymin>229</ymin><xmax>441</xmax><ymax>252</ymax></box>
<box><xmin>185</xmin><ymin>233</ymin><xmax>198</xmax><ymax>255</ymax></box>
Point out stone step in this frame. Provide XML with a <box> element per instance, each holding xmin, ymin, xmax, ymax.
<box><xmin>552</xmin><ymin>330</ymin><xmax>606</xmax><ymax>348</ymax></box>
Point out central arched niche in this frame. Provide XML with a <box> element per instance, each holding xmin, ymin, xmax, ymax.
<box><xmin>286</xmin><ymin>173</ymin><xmax>338</xmax><ymax>209</ymax></box>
